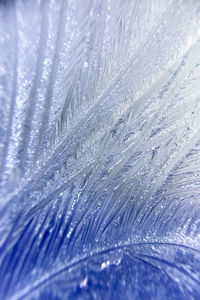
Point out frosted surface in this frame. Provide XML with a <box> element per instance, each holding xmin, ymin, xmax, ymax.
<box><xmin>1</xmin><ymin>0</ymin><xmax>200</xmax><ymax>299</ymax></box>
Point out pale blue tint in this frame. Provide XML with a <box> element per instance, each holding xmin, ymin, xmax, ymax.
<box><xmin>1</xmin><ymin>0</ymin><xmax>200</xmax><ymax>299</ymax></box>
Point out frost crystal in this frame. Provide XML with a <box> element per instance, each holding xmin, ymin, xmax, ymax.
<box><xmin>1</xmin><ymin>0</ymin><xmax>200</xmax><ymax>299</ymax></box>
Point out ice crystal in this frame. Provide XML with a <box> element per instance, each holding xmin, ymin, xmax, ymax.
<box><xmin>1</xmin><ymin>0</ymin><xmax>200</xmax><ymax>299</ymax></box>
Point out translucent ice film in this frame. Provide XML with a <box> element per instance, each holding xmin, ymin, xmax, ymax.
<box><xmin>1</xmin><ymin>0</ymin><xmax>200</xmax><ymax>299</ymax></box>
